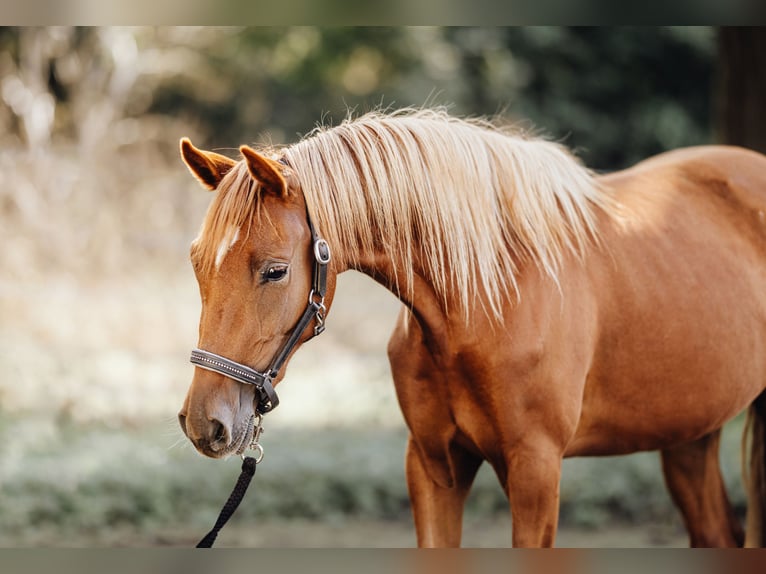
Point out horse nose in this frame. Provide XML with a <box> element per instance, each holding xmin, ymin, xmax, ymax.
<box><xmin>178</xmin><ymin>410</ymin><xmax>233</xmax><ymax>456</ymax></box>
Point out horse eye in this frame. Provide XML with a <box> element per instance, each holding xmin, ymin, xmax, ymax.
<box><xmin>263</xmin><ymin>264</ymin><xmax>289</xmax><ymax>282</ymax></box>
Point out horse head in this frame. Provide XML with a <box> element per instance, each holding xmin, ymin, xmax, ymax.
<box><xmin>177</xmin><ymin>139</ymin><xmax>337</xmax><ymax>458</ymax></box>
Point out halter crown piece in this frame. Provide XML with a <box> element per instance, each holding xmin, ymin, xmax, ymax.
<box><xmin>189</xmin><ymin>206</ymin><xmax>331</xmax><ymax>415</ymax></box>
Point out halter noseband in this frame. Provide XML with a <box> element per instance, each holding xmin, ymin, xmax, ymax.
<box><xmin>189</xmin><ymin>208</ymin><xmax>331</xmax><ymax>415</ymax></box>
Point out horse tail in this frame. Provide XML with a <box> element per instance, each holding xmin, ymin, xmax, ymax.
<box><xmin>743</xmin><ymin>393</ymin><xmax>766</xmax><ymax>547</ymax></box>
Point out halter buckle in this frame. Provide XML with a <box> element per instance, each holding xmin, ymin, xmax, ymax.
<box><xmin>313</xmin><ymin>238</ymin><xmax>331</xmax><ymax>264</ymax></box>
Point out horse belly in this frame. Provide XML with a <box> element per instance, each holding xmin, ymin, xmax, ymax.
<box><xmin>568</xmin><ymin>219</ymin><xmax>766</xmax><ymax>456</ymax></box>
<box><xmin>570</xmin><ymin>315</ymin><xmax>766</xmax><ymax>456</ymax></box>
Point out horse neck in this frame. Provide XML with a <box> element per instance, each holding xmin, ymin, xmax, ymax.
<box><xmin>349</xmin><ymin>249</ymin><xmax>453</xmax><ymax>349</ymax></box>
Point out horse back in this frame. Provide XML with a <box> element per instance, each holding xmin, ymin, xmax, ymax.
<box><xmin>601</xmin><ymin>145</ymin><xmax>766</xmax><ymax>251</ymax></box>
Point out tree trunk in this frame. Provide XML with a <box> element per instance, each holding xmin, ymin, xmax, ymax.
<box><xmin>717</xmin><ymin>27</ymin><xmax>766</xmax><ymax>154</ymax></box>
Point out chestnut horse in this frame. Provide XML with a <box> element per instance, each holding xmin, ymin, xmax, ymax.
<box><xmin>177</xmin><ymin>108</ymin><xmax>766</xmax><ymax>547</ymax></box>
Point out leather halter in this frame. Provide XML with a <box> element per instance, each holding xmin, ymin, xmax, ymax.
<box><xmin>190</xmin><ymin>209</ymin><xmax>331</xmax><ymax>414</ymax></box>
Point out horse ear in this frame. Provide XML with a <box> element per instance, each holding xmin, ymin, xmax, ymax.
<box><xmin>239</xmin><ymin>145</ymin><xmax>287</xmax><ymax>197</ymax></box>
<box><xmin>180</xmin><ymin>138</ymin><xmax>236</xmax><ymax>191</ymax></box>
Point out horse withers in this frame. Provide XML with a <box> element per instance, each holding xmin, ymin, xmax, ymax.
<box><xmin>177</xmin><ymin>109</ymin><xmax>766</xmax><ymax>547</ymax></box>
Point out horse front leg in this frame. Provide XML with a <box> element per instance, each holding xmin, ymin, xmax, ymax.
<box><xmin>405</xmin><ymin>435</ymin><xmax>482</xmax><ymax>547</ymax></box>
<box><xmin>502</xmin><ymin>439</ymin><xmax>564</xmax><ymax>547</ymax></box>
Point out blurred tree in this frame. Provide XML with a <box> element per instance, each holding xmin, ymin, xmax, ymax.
<box><xmin>146</xmin><ymin>27</ymin><xmax>421</xmax><ymax>149</ymax></box>
<box><xmin>453</xmin><ymin>27</ymin><xmax>715</xmax><ymax>170</ymax></box>
<box><xmin>0</xmin><ymin>27</ymin><xmax>718</xmax><ymax>171</ymax></box>
<box><xmin>717</xmin><ymin>27</ymin><xmax>766</xmax><ymax>154</ymax></box>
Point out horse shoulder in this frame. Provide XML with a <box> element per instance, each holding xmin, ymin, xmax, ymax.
<box><xmin>389</xmin><ymin>267</ymin><xmax>600</xmax><ymax>472</ymax></box>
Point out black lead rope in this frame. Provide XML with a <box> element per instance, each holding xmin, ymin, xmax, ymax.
<box><xmin>196</xmin><ymin>456</ymin><xmax>258</xmax><ymax>548</ymax></box>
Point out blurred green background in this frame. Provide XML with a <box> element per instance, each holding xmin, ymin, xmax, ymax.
<box><xmin>0</xmin><ymin>26</ymin><xmax>761</xmax><ymax>547</ymax></box>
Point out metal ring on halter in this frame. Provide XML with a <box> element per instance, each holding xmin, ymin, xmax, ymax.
<box><xmin>308</xmin><ymin>288</ymin><xmax>324</xmax><ymax>307</ymax></box>
<box><xmin>244</xmin><ymin>443</ymin><xmax>264</xmax><ymax>464</ymax></box>
<box><xmin>241</xmin><ymin>412</ymin><xmax>266</xmax><ymax>463</ymax></box>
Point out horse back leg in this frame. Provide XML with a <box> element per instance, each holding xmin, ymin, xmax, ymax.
<box><xmin>660</xmin><ymin>429</ymin><xmax>743</xmax><ymax>547</ymax></box>
<box><xmin>406</xmin><ymin>435</ymin><xmax>482</xmax><ymax>547</ymax></box>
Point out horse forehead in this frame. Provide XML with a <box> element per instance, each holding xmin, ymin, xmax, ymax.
<box><xmin>209</xmin><ymin>217</ymin><xmax>301</xmax><ymax>271</ymax></box>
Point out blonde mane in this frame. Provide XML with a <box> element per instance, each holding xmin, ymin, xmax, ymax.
<box><xmin>194</xmin><ymin>108</ymin><xmax>613</xmax><ymax>319</ymax></box>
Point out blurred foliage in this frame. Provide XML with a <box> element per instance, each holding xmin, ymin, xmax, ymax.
<box><xmin>0</xmin><ymin>26</ymin><xmax>716</xmax><ymax>170</ymax></box>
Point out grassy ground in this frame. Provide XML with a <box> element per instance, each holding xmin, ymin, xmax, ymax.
<box><xmin>12</xmin><ymin>519</ymin><xmax>687</xmax><ymax>548</ymax></box>
<box><xmin>0</xmin><ymin>414</ymin><xmax>746</xmax><ymax>547</ymax></box>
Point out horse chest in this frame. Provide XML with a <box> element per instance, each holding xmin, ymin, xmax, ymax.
<box><xmin>391</xmin><ymin>341</ymin><xmax>539</xmax><ymax>472</ymax></box>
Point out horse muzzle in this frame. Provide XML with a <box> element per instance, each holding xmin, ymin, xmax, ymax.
<box><xmin>177</xmin><ymin>377</ymin><xmax>258</xmax><ymax>459</ymax></box>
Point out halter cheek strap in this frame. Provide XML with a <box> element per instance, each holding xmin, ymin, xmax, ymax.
<box><xmin>189</xmin><ymin>213</ymin><xmax>331</xmax><ymax>414</ymax></box>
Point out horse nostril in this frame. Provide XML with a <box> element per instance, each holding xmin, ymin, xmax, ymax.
<box><xmin>178</xmin><ymin>411</ymin><xmax>232</xmax><ymax>455</ymax></box>
<box><xmin>209</xmin><ymin>418</ymin><xmax>229</xmax><ymax>450</ymax></box>
<box><xmin>178</xmin><ymin>413</ymin><xmax>188</xmax><ymax>436</ymax></box>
